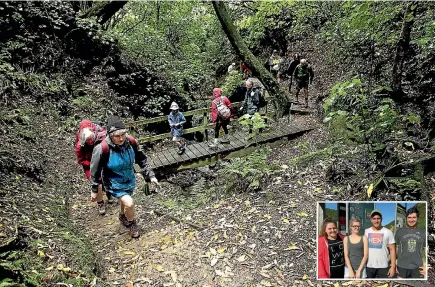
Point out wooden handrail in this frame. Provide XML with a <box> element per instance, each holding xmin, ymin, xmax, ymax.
<box><xmin>125</xmin><ymin>101</ymin><xmax>244</xmax><ymax>128</ymax></box>
<box><xmin>126</xmin><ymin>101</ymin><xmax>272</xmax><ymax>144</ymax></box>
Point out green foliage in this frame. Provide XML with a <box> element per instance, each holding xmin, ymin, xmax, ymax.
<box><xmin>221</xmin><ymin>71</ymin><xmax>243</xmax><ymax>99</ymax></box>
<box><xmin>238</xmin><ymin>112</ymin><xmax>268</xmax><ymax>140</ymax></box>
<box><xmin>108</xmin><ymin>1</ymin><xmax>232</xmax><ymax>104</ymax></box>
<box><xmin>221</xmin><ymin>147</ymin><xmax>278</xmax><ymax>193</ymax></box>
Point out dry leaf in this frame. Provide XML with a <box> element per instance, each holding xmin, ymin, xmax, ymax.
<box><xmin>367</xmin><ymin>184</ymin><xmax>374</xmax><ymax>198</ymax></box>
<box><xmin>210</xmin><ymin>257</ymin><xmax>218</xmax><ymax>266</ymax></box>
<box><xmin>108</xmin><ymin>267</ymin><xmax>116</xmax><ymax>273</ymax></box>
<box><xmin>154</xmin><ymin>265</ymin><xmax>164</xmax><ymax>272</ymax></box>
<box><xmin>297</xmin><ymin>212</ymin><xmax>308</xmax><ymax>217</ymax></box>
<box><xmin>281</xmin><ymin>218</ymin><xmax>289</xmax><ymax>223</ymax></box>
<box><xmin>123</xmin><ymin>251</ymin><xmax>136</xmax><ymax>255</ymax></box>
<box><xmin>210</xmin><ymin>248</ymin><xmax>217</xmax><ymax>255</ymax></box>
<box><xmin>260</xmin><ymin>280</ymin><xmax>272</xmax><ymax>287</ymax></box>
<box><xmin>302</xmin><ymin>274</ymin><xmax>308</xmax><ymax>280</ymax></box>
<box><xmin>285</xmin><ymin>243</ymin><xmax>300</xmax><ymax>250</ymax></box>
<box><xmin>237</xmin><ymin>255</ymin><xmax>246</xmax><ymax>262</ymax></box>
<box><xmin>217</xmin><ymin>247</ymin><xmax>226</xmax><ymax>254</ymax></box>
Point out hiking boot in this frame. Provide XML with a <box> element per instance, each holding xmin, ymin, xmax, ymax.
<box><xmin>97</xmin><ymin>200</ymin><xmax>106</xmax><ymax>215</ymax></box>
<box><xmin>220</xmin><ymin>135</ymin><xmax>230</xmax><ymax>144</ymax></box>
<box><xmin>129</xmin><ymin>219</ymin><xmax>140</xmax><ymax>238</ymax></box>
<box><xmin>119</xmin><ymin>213</ymin><xmax>129</xmax><ymax>227</ymax></box>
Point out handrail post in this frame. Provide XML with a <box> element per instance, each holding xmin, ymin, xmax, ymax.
<box><xmin>203</xmin><ymin>111</ymin><xmax>208</xmax><ymax>142</ymax></box>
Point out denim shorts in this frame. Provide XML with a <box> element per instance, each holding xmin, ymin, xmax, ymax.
<box><xmin>344</xmin><ymin>266</ymin><xmax>367</xmax><ymax>279</ymax></box>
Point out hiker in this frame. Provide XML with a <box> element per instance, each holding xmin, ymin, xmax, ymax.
<box><xmin>267</xmin><ymin>49</ymin><xmax>283</xmax><ymax>82</ymax></box>
<box><xmin>395</xmin><ymin>207</ymin><xmax>426</xmax><ymax>279</ymax></box>
<box><xmin>287</xmin><ymin>53</ymin><xmax>300</xmax><ymax>92</ymax></box>
<box><xmin>293</xmin><ymin>59</ymin><xmax>314</xmax><ymax>107</ymax></box>
<box><xmin>241</xmin><ymin>62</ymin><xmax>252</xmax><ymax>79</ymax></box>
<box><xmin>168</xmin><ymin>102</ymin><xmax>186</xmax><ymax>155</ymax></box>
<box><xmin>228</xmin><ymin>62</ymin><xmax>236</xmax><ymax>73</ymax></box>
<box><xmin>241</xmin><ymin>79</ymin><xmax>261</xmax><ymax>116</ymax></box>
<box><xmin>209</xmin><ymin>88</ymin><xmax>234</xmax><ymax>148</ymax></box>
<box><xmin>75</xmin><ymin>119</ymin><xmax>113</xmax><ymax>215</ymax></box>
<box><xmin>364</xmin><ymin>210</ymin><xmax>396</xmax><ymax>278</ymax></box>
<box><xmin>343</xmin><ymin>218</ymin><xmax>368</xmax><ymax>279</ymax></box>
<box><xmin>90</xmin><ymin>116</ymin><xmax>159</xmax><ymax>238</ymax></box>
<box><xmin>318</xmin><ymin>218</ymin><xmax>345</xmax><ymax>279</ymax></box>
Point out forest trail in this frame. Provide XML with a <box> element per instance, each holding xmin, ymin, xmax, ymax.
<box><xmin>69</xmin><ymin>85</ymin><xmax>398</xmax><ymax>287</ymax></box>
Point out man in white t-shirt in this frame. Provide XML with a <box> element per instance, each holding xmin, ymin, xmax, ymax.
<box><xmin>364</xmin><ymin>210</ymin><xmax>396</xmax><ymax>278</ymax></box>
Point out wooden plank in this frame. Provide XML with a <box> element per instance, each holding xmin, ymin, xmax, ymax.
<box><xmin>230</xmin><ymin>133</ymin><xmax>247</xmax><ymax>148</ymax></box>
<box><xmin>147</xmin><ymin>154</ymin><xmax>162</xmax><ymax>169</ymax></box>
<box><xmin>162</xmin><ymin>148</ymin><xmax>178</xmax><ymax>165</ymax></box>
<box><xmin>167</xmin><ymin>147</ymin><xmax>186</xmax><ymax>164</ymax></box>
<box><xmin>183</xmin><ymin>146</ymin><xmax>197</xmax><ymax>161</ymax></box>
<box><xmin>190</xmin><ymin>143</ymin><xmax>207</xmax><ymax>159</ymax></box>
<box><xmin>195</xmin><ymin>142</ymin><xmax>212</xmax><ymax>157</ymax></box>
<box><xmin>156</xmin><ymin>151</ymin><xmax>171</xmax><ymax>167</ymax></box>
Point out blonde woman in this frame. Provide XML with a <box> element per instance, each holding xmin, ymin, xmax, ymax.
<box><xmin>344</xmin><ymin>218</ymin><xmax>368</xmax><ymax>278</ymax></box>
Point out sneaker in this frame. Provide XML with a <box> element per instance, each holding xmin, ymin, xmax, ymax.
<box><xmin>119</xmin><ymin>213</ymin><xmax>129</xmax><ymax>227</ymax></box>
<box><xmin>208</xmin><ymin>138</ymin><xmax>219</xmax><ymax>149</ymax></box>
<box><xmin>177</xmin><ymin>146</ymin><xmax>185</xmax><ymax>155</ymax></box>
<box><xmin>97</xmin><ymin>200</ymin><xmax>106</xmax><ymax>215</ymax></box>
<box><xmin>220</xmin><ymin>136</ymin><xmax>230</xmax><ymax>144</ymax></box>
<box><xmin>129</xmin><ymin>220</ymin><xmax>140</xmax><ymax>238</ymax></box>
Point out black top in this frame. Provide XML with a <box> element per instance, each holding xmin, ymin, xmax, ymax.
<box><xmin>328</xmin><ymin>237</ymin><xmax>345</xmax><ymax>278</ymax></box>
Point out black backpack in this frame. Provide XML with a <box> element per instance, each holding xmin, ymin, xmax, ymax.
<box><xmin>257</xmin><ymin>88</ymin><xmax>267</xmax><ymax>108</ymax></box>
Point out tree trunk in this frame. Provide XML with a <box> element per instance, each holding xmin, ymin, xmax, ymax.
<box><xmin>391</xmin><ymin>2</ymin><xmax>417</xmax><ymax>99</ymax></box>
<box><xmin>211</xmin><ymin>1</ymin><xmax>289</xmax><ymax>118</ymax></box>
<box><xmin>81</xmin><ymin>0</ymin><xmax>127</xmax><ymax>25</ymax></box>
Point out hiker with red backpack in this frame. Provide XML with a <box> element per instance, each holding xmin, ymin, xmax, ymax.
<box><xmin>209</xmin><ymin>88</ymin><xmax>234</xmax><ymax>148</ymax></box>
<box><xmin>90</xmin><ymin>116</ymin><xmax>159</xmax><ymax>238</ymax></box>
<box><xmin>75</xmin><ymin>119</ymin><xmax>113</xmax><ymax>215</ymax></box>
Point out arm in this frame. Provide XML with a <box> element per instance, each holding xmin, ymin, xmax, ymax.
<box><xmin>178</xmin><ymin>113</ymin><xmax>186</xmax><ymax>126</ymax></box>
<box><xmin>75</xmin><ymin>141</ymin><xmax>89</xmax><ymax>166</ymax></box>
<box><xmin>168</xmin><ymin>115</ymin><xmax>175</xmax><ymax>127</ymax></box>
<box><xmin>211</xmin><ymin>101</ymin><xmax>218</xmax><ymax>123</ymax></box>
<box><xmin>343</xmin><ymin>237</ymin><xmax>355</xmax><ymax>278</ymax></box>
<box><xmin>420</xmin><ymin>247</ymin><xmax>426</xmax><ymax>277</ymax></box>
<box><xmin>253</xmin><ymin>90</ymin><xmax>260</xmax><ymax>106</ymax></box>
<box><xmin>90</xmin><ymin>144</ymin><xmax>104</xmax><ymax>192</ymax></box>
<box><xmin>317</xmin><ymin>239</ymin><xmax>328</xmax><ymax>279</ymax></box>
<box><xmin>357</xmin><ymin>236</ymin><xmax>369</xmax><ymax>277</ymax></box>
<box><xmin>309</xmin><ymin>66</ymin><xmax>314</xmax><ymax>83</ymax></box>
<box><xmin>132</xmin><ymin>140</ymin><xmax>156</xmax><ymax>180</ymax></box>
<box><xmin>387</xmin><ymin>243</ymin><xmax>396</xmax><ymax>277</ymax></box>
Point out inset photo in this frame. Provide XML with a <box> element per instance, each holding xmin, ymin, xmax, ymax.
<box><xmin>316</xmin><ymin>201</ymin><xmax>427</xmax><ymax>280</ymax></box>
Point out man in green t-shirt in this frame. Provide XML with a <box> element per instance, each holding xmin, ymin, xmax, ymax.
<box><xmin>292</xmin><ymin>59</ymin><xmax>314</xmax><ymax>108</ymax></box>
<box><xmin>395</xmin><ymin>207</ymin><xmax>426</xmax><ymax>279</ymax></box>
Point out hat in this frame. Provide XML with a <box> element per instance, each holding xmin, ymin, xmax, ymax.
<box><xmin>107</xmin><ymin>115</ymin><xmax>126</xmax><ymax>134</ymax></box>
<box><xmin>212</xmin><ymin>88</ymin><xmax>222</xmax><ymax>98</ymax></box>
<box><xmin>170</xmin><ymin>102</ymin><xmax>179</xmax><ymax>110</ymax></box>
<box><xmin>370</xmin><ymin>210</ymin><xmax>382</xmax><ymax>218</ymax></box>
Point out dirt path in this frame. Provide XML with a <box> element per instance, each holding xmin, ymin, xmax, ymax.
<box><xmin>69</xmin><ymin>87</ymin><xmax>411</xmax><ymax>287</ymax></box>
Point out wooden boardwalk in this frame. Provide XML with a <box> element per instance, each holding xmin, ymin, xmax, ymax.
<box><xmin>146</xmin><ymin>123</ymin><xmax>314</xmax><ymax>170</ymax></box>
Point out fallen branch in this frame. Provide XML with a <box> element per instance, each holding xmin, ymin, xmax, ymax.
<box><xmin>152</xmin><ymin>209</ymin><xmax>204</xmax><ymax>231</ymax></box>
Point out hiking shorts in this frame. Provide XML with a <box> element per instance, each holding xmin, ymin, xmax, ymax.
<box><xmin>172</xmin><ymin>136</ymin><xmax>182</xmax><ymax>142</ymax></box>
<box><xmin>296</xmin><ymin>81</ymin><xmax>309</xmax><ymax>90</ymax></box>
<box><xmin>106</xmin><ymin>188</ymin><xmax>133</xmax><ymax>199</ymax></box>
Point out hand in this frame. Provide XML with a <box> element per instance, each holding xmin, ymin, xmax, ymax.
<box><xmin>387</xmin><ymin>266</ymin><xmax>395</xmax><ymax>278</ymax></box>
<box><xmin>355</xmin><ymin>270</ymin><xmax>361</xmax><ymax>279</ymax></box>
<box><xmin>150</xmin><ymin>177</ymin><xmax>160</xmax><ymax>186</ymax></box>
<box><xmin>419</xmin><ymin>266</ymin><xmax>426</xmax><ymax>277</ymax></box>
<box><xmin>349</xmin><ymin>270</ymin><xmax>355</xmax><ymax>279</ymax></box>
